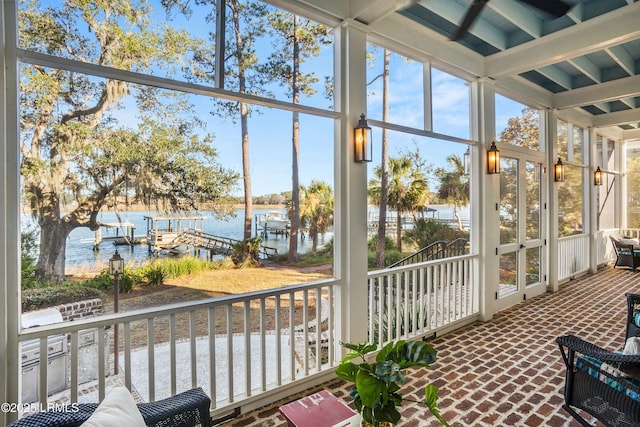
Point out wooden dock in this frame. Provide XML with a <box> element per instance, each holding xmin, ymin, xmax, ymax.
<box><xmin>179</xmin><ymin>231</ymin><xmax>278</xmax><ymax>259</ymax></box>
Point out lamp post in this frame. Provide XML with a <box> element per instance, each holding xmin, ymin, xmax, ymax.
<box><xmin>109</xmin><ymin>250</ymin><xmax>124</xmax><ymax>375</ymax></box>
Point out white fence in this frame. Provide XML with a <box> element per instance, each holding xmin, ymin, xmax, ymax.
<box><xmin>16</xmin><ymin>255</ymin><xmax>481</xmax><ymax>421</ymax></box>
<box><xmin>367</xmin><ymin>254</ymin><xmax>478</xmax><ymax>345</ymax></box>
<box><xmin>557</xmin><ymin>234</ymin><xmax>591</xmax><ymax>281</ymax></box>
<box><xmin>17</xmin><ymin>281</ymin><xmax>336</xmax><ymax>420</ymax></box>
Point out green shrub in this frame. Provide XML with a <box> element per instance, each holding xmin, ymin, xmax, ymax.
<box><xmin>82</xmin><ymin>270</ymin><xmax>134</xmax><ymax>293</ymax></box>
<box><xmin>367</xmin><ymin>235</ymin><xmax>397</xmax><ymax>252</ymax></box>
<box><xmin>22</xmin><ymin>285</ymin><xmax>105</xmax><ymax>312</ymax></box>
<box><xmin>144</xmin><ymin>265</ymin><xmax>168</xmax><ymax>286</ymax></box>
<box><xmin>384</xmin><ymin>250</ymin><xmax>403</xmax><ymax>266</ymax></box>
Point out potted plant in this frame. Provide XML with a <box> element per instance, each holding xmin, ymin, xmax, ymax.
<box><xmin>336</xmin><ymin>340</ymin><xmax>449</xmax><ymax>427</ymax></box>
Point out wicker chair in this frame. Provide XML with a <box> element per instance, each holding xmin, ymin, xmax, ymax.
<box><xmin>626</xmin><ymin>293</ymin><xmax>640</xmax><ymax>340</ymax></box>
<box><xmin>8</xmin><ymin>387</ymin><xmax>211</xmax><ymax>427</ymax></box>
<box><xmin>611</xmin><ymin>236</ymin><xmax>640</xmax><ymax>271</ymax></box>
<box><xmin>557</xmin><ymin>332</ymin><xmax>640</xmax><ymax>427</ymax></box>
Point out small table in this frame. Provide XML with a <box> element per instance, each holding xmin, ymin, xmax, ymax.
<box><xmin>279</xmin><ymin>390</ymin><xmax>358</xmax><ymax>427</ymax></box>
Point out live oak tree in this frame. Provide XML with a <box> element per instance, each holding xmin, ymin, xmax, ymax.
<box><xmin>19</xmin><ymin>0</ymin><xmax>238</xmax><ymax>282</ymax></box>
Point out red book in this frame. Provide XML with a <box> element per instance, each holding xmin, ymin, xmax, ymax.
<box><xmin>279</xmin><ymin>390</ymin><xmax>357</xmax><ymax>427</ymax></box>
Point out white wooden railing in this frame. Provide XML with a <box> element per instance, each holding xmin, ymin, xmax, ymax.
<box><xmin>367</xmin><ymin>254</ymin><xmax>478</xmax><ymax>345</ymax></box>
<box><xmin>17</xmin><ymin>255</ymin><xmax>482</xmax><ymax>421</ymax></box>
<box><xmin>557</xmin><ymin>234</ymin><xmax>591</xmax><ymax>281</ymax></box>
<box><xmin>17</xmin><ymin>280</ymin><xmax>336</xmax><ymax>419</ymax></box>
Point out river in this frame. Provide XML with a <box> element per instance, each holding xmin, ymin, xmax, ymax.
<box><xmin>22</xmin><ymin>205</ymin><xmax>468</xmax><ymax>274</ymax></box>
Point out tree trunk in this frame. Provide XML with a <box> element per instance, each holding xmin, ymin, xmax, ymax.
<box><xmin>240</xmin><ymin>101</ymin><xmax>253</xmax><ymax>246</ymax></box>
<box><xmin>376</xmin><ymin>49</ymin><xmax>390</xmax><ymax>268</ymax></box>
<box><xmin>289</xmin><ymin>15</ymin><xmax>301</xmax><ymax>263</ymax></box>
<box><xmin>35</xmin><ymin>217</ymin><xmax>73</xmax><ymax>283</ymax></box>
<box><xmin>232</xmin><ymin>2</ymin><xmax>253</xmax><ymax>260</ymax></box>
<box><xmin>396</xmin><ymin>210</ymin><xmax>402</xmax><ymax>253</ymax></box>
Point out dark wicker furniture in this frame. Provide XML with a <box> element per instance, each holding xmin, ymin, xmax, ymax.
<box><xmin>611</xmin><ymin>236</ymin><xmax>640</xmax><ymax>271</ymax></box>
<box><xmin>8</xmin><ymin>387</ymin><xmax>211</xmax><ymax>427</ymax></box>
<box><xmin>557</xmin><ymin>335</ymin><xmax>640</xmax><ymax>427</ymax></box>
<box><xmin>627</xmin><ymin>293</ymin><xmax>640</xmax><ymax>340</ymax></box>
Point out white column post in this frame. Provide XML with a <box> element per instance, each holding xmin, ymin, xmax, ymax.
<box><xmin>470</xmin><ymin>78</ymin><xmax>497</xmax><ymax>321</ymax></box>
<box><xmin>333</xmin><ymin>21</ymin><xmax>369</xmax><ymax>353</ymax></box>
<box><xmin>1</xmin><ymin>0</ymin><xmax>21</xmax><ymax>423</ymax></box>
<box><xmin>544</xmin><ymin>109</ymin><xmax>560</xmax><ymax>292</ymax></box>
<box><xmin>588</xmin><ymin>127</ymin><xmax>599</xmax><ymax>273</ymax></box>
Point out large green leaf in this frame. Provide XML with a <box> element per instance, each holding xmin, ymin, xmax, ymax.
<box><xmin>335</xmin><ymin>361</ymin><xmax>359</xmax><ymax>382</ymax></box>
<box><xmin>355</xmin><ymin>369</ymin><xmax>384</xmax><ymax>408</ymax></box>
<box><xmin>424</xmin><ymin>384</ymin><xmax>450</xmax><ymax>427</ymax></box>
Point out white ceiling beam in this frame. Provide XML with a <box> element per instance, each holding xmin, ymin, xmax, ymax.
<box><xmin>592</xmin><ymin>108</ymin><xmax>640</xmax><ymax>128</ymax></box>
<box><xmin>554</xmin><ymin>74</ymin><xmax>640</xmax><ymax>109</ymax></box>
<box><xmin>493</xmin><ymin>75</ymin><xmax>554</xmax><ymax>109</ymax></box>
<box><xmin>485</xmin><ymin>2</ymin><xmax>640</xmax><ymax>78</ymax></box>
<box><xmin>568</xmin><ymin>56</ymin><xmax>601</xmax><ymax>83</ymax></box>
<box><xmin>606</xmin><ymin>45</ymin><xmax>635</xmax><ymax>76</ymax></box>
<box><xmin>349</xmin><ymin>0</ymin><xmax>416</xmax><ymax>25</ymax></box>
<box><xmin>369</xmin><ymin>13</ymin><xmax>484</xmax><ymax>80</ymax></box>
<box><xmin>537</xmin><ymin>65</ymin><xmax>572</xmax><ymax>90</ymax></box>
<box><xmin>265</xmin><ymin>0</ymin><xmax>345</xmax><ymax>24</ymax></box>
<box><xmin>624</xmin><ymin>128</ymin><xmax>640</xmax><ymax>142</ymax></box>
<box><xmin>593</xmin><ymin>103</ymin><xmax>611</xmax><ymax>114</ymax></box>
<box><xmin>417</xmin><ymin>0</ymin><xmax>507</xmax><ymax>50</ymax></box>
<box><xmin>487</xmin><ymin>0</ymin><xmax>542</xmax><ymax>38</ymax></box>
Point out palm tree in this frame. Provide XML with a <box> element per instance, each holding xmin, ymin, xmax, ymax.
<box><xmin>369</xmin><ymin>155</ymin><xmax>428</xmax><ymax>253</ymax></box>
<box><xmin>299</xmin><ymin>180</ymin><xmax>333</xmax><ymax>253</ymax></box>
<box><xmin>436</xmin><ymin>154</ymin><xmax>470</xmax><ymax>231</ymax></box>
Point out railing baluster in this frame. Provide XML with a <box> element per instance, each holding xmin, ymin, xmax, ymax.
<box><xmin>98</xmin><ymin>326</ymin><xmax>105</xmax><ymax>401</ymax></box>
<box><xmin>170</xmin><ymin>313</ymin><xmax>177</xmax><ymax>395</ymax></box>
<box><xmin>190</xmin><ymin>310</ymin><xmax>197</xmax><ymax>389</ymax></box>
<box><xmin>244</xmin><ymin>300</ymin><xmax>251</xmax><ymax>397</ymax></box>
<box><xmin>260</xmin><ymin>297</ymin><xmax>266</xmax><ymax>391</ymax></box>
<box><xmin>226</xmin><ymin>304</ymin><xmax>234</xmax><ymax>402</ymax></box>
<box><xmin>147</xmin><ymin>318</ymin><xmax>155</xmax><ymax>401</ymax></box>
<box><xmin>70</xmin><ymin>331</ymin><xmax>78</xmax><ymax>402</ymax></box>
<box><xmin>38</xmin><ymin>337</ymin><xmax>47</xmax><ymax>406</ymax></box>
<box><xmin>327</xmin><ymin>285</ymin><xmax>334</xmax><ymax>366</ymax></box>
<box><xmin>275</xmin><ymin>295</ymin><xmax>282</xmax><ymax>386</ymax></box>
<box><xmin>208</xmin><ymin>307</ymin><xmax>216</xmax><ymax>408</ymax></box>
<box><xmin>124</xmin><ymin>322</ymin><xmax>132</xmax><ymax>390</ymax></box>
<box><xmin>289</xmin><ymin>291</ymin><xmax>295</xmax><ymax>381</ymax></box>
<box><xmin>302</xmin><ymin>289</ymin><xmax>309</xmax><ymax>376</ymax></box>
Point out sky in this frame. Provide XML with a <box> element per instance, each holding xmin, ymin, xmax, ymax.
<box><xmin>30</xmin><ymin>0</ymin><xmax>528</xmax><ymax>198</ymax></box>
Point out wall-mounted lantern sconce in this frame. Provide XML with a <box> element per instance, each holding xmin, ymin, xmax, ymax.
<box><xmin>463</xmin><ymin>147</ymin><xmax>470</xmax><ymax>175</ymax></box>
<box><xmin>487</xmin><ymin>141</ymin><xmax>500</xmax><ymax>174</ymax></box>
<box><xmin>354</xmin><ymin>113</ymin><xmax>372</xmax><ymax>163</ymax></box>
<box><xmin>554</xmin><ymin>157</ymin><xmax>565</xmax><ymax>182</ymax></box>
<box><xmin>594</xmin><ymin>166</ymin><xmax>603</xmax><ymax>186</ymax></box>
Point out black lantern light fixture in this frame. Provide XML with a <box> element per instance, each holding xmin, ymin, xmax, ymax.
<box><xmin>354</xmin><ymin>113</ymin><xmax>372</xmax><ymax>163</ymax></box>
<box><xmin>594</xmin><ymin>166</ymin><xmax>603</xmax><ymax>186</ymax></box>
<box><xmin>554</xmin><ymin>157</ymin><xmax>565</xmax><ymax>182</ymax></box>
<box><xmin>109</xmin><ymin>250</ymin><xmax>125</xmax><ymax>375</ymax></box>
<box><xmin>487</xmin><ymin>141</ymin><xmax>500</xmax><ymax>174</ymax></box>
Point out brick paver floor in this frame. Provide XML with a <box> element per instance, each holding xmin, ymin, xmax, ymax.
<box><xmin>221</xmin><ymin>266</ymin><xmax>640</xmax><ymax>426</ymax></box>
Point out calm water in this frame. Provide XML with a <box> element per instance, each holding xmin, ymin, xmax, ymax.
<box><xmin>23</xmin><ymin>208</ymin><xmax>331</xmax><ymax>273</ymax></box>
<box><xmin>22</xmin><ymin>205</ymin><xmax>467</xmax><ymax>273</ymax></box>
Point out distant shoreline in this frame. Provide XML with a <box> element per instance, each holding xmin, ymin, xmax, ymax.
<box><xmin>27</xmin><ymin>203</ymin><xmax>289</xmax><ymax>215</ymax></box>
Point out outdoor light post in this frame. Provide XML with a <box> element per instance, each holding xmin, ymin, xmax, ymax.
<box><xmin>109</xmin><ymin>250</ymin><xmax>124</xmax><ymax>375</ymax></box>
